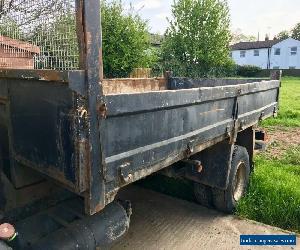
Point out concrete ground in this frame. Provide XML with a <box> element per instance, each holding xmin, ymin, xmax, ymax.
<box><xmin>112</xmin><ymin>186</ymin><xmax>299</xmax><ymax>250</ymax></box>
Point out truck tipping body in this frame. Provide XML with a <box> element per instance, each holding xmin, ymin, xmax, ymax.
<box><xmin>0</xmin><ymin>69</ymin><xmax>280</xmax><ymax>214</ymax></box>
<box><xmin>0</xmin><ymin>0</ymin><xmax>281</xmax><ymax>248</ymax></box>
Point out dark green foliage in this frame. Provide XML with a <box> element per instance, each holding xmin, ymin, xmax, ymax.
<box><xmin>0</xmin><ymin>18</ymin><xmax>24</xmax><ymax>39</ymax></box>
<box><xmin>161</xmin><ymin>0</ymin><xmax>232</xmax><ymax>78</ymax></box>
<box><xmin>275</xmin><ymin>30</ymin><xmax>290</xmax><ymax>40</ymax></box>
<box><xmin>101</xmin><ymin>0</ymin><xmax>155</xmax><ymax>78</ymax></box>
<box><xmin>213</xmin><ymin>60</ymin><xmax>238</xmax><ymax>77</ymax></box>
<box><xmin>292</xmin><ymin>23</ymin><xmax>300</xmax><ymax>41</ymax></box>
<box><xmin>236</xmin><ymin>65</ymin><xmax>262</xmax><ymax>77</ymax></box>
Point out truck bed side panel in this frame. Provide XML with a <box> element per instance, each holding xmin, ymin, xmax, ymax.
<box><xmin>103</xmin><ymin>80</ymin><xmax>280</xmax><ymax>197</ymax></box>
<box><xmin>5</xmin><ymin>79</ymin><xmax>77</xmax><ymax>188</ymax></box>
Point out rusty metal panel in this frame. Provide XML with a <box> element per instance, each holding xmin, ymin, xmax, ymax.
<box><xmin>102</xmin><ymin>78</ymin><xmax>167</xmax><ymax>95</ymax></box>
<box><xmin>78</xmin><ymin>0</ymin><xmax>106</xmax><ymax>215</ymax></box>
<box><xmin>0</xmin><ymin>1</ymin><xmax>282</xmax><ymax>218</ymax></box>
<box><xmin>103</xmin><ymin>79</ymin><xmax>280</xmax><ymax>199</ymax></box>
<box><xmin>0</xmin><ymin>0</ymin><xmax>106</xmax><ymax>215</ymax></box>
<box><xmin>0</xmin><ymin>75</ymin><xmax>280</xmax><ymax>214</ymax></box>
<box><xmin>8</xmin><ymin>79</ymin><xmax>77</xmax><ymax>189</ymax></box>
<box><xmin>0</xmin><ymin>71</ymin><xmax>88</xmax><ymax>192</ymax></box>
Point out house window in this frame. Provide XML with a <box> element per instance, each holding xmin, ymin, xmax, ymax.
<box><xmin>291</xmin><ymin>47</ymin><xmax>297</xmax><ymax>56</ymax></box>
<box><xmin>274</xmin><ymin>48</ymin><xmax>281</xmax><ymax>55</ymax></box>
<box><xmin>289</xmin><ymin>66</ymin><xmax>296</xmax><ymax>69</ymax></box>
<box><xmin>240</xmin><ymin>51</ymin><xmax>246</xmax><ymax>58</ymax></box>
<box><xmin>254</xmin><ymin>50</ymin><xmax>259</xmax><ymax>56</ymax></box>
<box><xmin>273</xmin><ymin>66</ymin><xmax>280</xmax><ymax>69</ymax></box>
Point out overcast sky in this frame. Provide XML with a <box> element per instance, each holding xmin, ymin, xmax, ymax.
<box><xmin>124</xmin><ymin>0</ymin><xmax>300</xmax><ymax>39</ymax></box>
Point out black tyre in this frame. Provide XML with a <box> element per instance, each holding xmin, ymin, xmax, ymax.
<box><xmin>212</xmin><ymin>146</ymin><xmax>250</xmax><ymax>213</ymax></box>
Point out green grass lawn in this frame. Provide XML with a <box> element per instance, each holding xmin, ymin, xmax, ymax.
<box><xmin>263</xmin><ymin>77</ymin><xmax>300</xmax><ymax>127</ymax></box>
<box><xmin>237</xmin><ymin>148</ymin><xmax>300</xmax><ymax>233</ymax></box>
<box><xmin>237</xmin><ymin>77</ymin><xmax>300</xmax><ymax>233</ymax></box>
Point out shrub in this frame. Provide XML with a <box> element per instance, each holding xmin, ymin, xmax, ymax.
<box><xmin>212</xmin><ymin>60</ymin><xmax>238</xmax><ymax>77</ymax></box>
<box><xmin>101</xmin><ymin>0</ymin><xmax>155</xmax><ymax>78</ymax></box>
<box><xmin>237</xmin><ymin>65</ymin><xmax>262</xmax><ymax>77</ymax></box>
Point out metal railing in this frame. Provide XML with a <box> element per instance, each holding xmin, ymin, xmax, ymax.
<box><xmin>0</xmin><ymin>0</ymin><xmax>79</xmax><ymax>70</ymax></box>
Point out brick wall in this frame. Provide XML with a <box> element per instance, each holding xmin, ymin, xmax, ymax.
<box><xmin>0</xmin><ymin>46</ymin><xmax>35</xmax><ymax>69</ymax></box>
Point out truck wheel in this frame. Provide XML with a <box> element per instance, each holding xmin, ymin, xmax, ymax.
<box><xmin>194</xmin><ymin>183</ymin><xmax>213</xmax><ymax>208</ymax></box>
<box><xmin>212</xmin><ymin>146</ymin><xmax>250</xmax><ymax>213</ymax></box>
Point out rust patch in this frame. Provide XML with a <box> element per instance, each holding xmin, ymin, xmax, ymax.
<box><xmin>103</xmin><ymin>77</ymin><xmax>167</xmax><ymax>95</ymax></box>
<box><xmin>0</xmin><ymin>96</ymin><xmax>7</xmax><ymax>105</ymax></box>
<box><xmin>76</xmin><ymin>139</ymin><xmax>89</xmax><ymax>192</ymax></box>
<box><xmin>37</xmin><ymin>70</ymin><xmax>68</xmax><ymax>82</ymax></box>
<box><xmin>85</xmin><ymin>194</ymin><xmax>106</xmax><ymax>215</ymax></box>
<box><xmin>0</xmin><ymin>69</ymin><xmax>69</xmax><ymax>83</ymax></box>
<box><xmin>97</xmin><ymin>102</ymin><xmax>108</xmax><ymax>119</ymax></box>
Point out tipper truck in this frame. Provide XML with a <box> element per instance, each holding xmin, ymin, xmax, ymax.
<box><xmin>0</xmin><ymin>0</ymin><xmax>281</xmax><ymax>249</ymax></box>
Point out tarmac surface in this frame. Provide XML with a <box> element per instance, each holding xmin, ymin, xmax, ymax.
<box><xmin>112</xmin><ymin>186</ymin><xmax>299</xmax><ymax>250</ymax></box>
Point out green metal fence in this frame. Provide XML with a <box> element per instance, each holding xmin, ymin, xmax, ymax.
<box><xmin>0</xmin><ymin>0</ymin><xmax>79</xmax><ymax>70</ymax></box>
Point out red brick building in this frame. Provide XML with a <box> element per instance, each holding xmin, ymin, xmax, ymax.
<box><xmin>0</xmin><ymin>35</ymin><xmax>40</xmax><ymax>69</ymax></box>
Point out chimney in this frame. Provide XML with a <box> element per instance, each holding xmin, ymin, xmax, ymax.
<box><xmin>265</xmin><ymin>34</ymin><xmax>269</xmax><ymax>41</ymax></box>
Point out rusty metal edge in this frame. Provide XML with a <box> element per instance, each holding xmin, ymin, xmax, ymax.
<box><xmin>78</xmin><ymin>0</ymin><xmax>106</xmax><ymax>215</ymax></box>
<box><xmin>0</xmin><ymin>97</ymin><xmax>8</xmax><ymax>105</ymax></box>
<box><xmin>0</xmin><ymin>69</ymin><xmax>85</xmax><ymax>84</ymax></box>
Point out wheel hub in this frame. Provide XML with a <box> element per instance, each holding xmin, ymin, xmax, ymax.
<box><xmin>233</xmin><ymin>161</ymin><xmax>247</xmax><ymax>202</ymax></box>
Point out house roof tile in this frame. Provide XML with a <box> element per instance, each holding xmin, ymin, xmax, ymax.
<box><xmin>0</xmin><ymin>35</ymin><xmax>40</xmax><ymax>54</ymax></box>
<box><xmin>231</xmin><ymin>39</ymin><xmax>283</xmax><ymax>50</ymax></box>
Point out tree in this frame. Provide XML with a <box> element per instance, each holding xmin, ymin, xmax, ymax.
<box><xmin>101</xmin><ymin>0</ymin><xmax>154</xmax><ymax>78</ymax></box>
<box><xmin>161</xmin><ymin>0</ymin><xmax>232</xmax><ymax>77</ymax></box>
<box><xmin>292</xmin><ymin>23</ymin><xmax>300</xmax><ymax>41</ymax></box>
<box><xmin>275</xmin><ymin>30</ymin><xmax>290</xmax><ymax>40</ymax></box>
<box><xmin>231</xmin><ymin>29</ymin><xmax>256</xmax><ymax>44</ymax></box>
<box><xmin>0</xmin><ymin>17</ymin><xmax>24</xmax><ymax>39</ymax></box>
<box><xmin>0</xmin><ymin>0</ymin><xmax>71</xmax><ymax>26</ymax></box>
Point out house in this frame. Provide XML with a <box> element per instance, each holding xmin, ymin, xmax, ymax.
<box><xmin>231</xmin><ymin>38</ymin><xmax>300</xmax><ymax>69</ymax></box>
<box><xmin>0</xmin><ymin>35</ymin><xmax>40</xmax><ymax>69</ymax></box>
